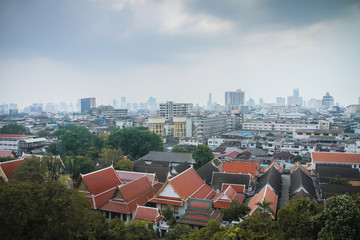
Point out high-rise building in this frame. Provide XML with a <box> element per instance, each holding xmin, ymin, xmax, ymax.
<box><xmin>81</xmin><ymin>98</ymin><xmax>96</xmax><ymax>113</ymax></box>
<box><xmin>293</xmin><ymin>88</ymin><xmax>299</xmax><ymax>98</ymax></box>
<box><xmin>276</xmin><ymin>97</ymin><xmax>286</xmax><ymax>106</ymax></box>
<box><xmin>225</xmin><ymin>89</ymin><xmax>245</xmax><ymax>110</ymax></box>
<box><xmin>147</xmin><ymin>96</ymin><xmax>157</xmax><ymax>110</ymax></box>
<box><xmin>159</xmin><ymin>101</ymin><xmax>193</xmax><ymax>121</ymax></box>
<box><xmin>207</xmin><ymin>93</ymin><xmax>213</xmax><ymax>110</ymax></box>
<box><xmin>358</xmin><ymin>96</ymin><xmax>360</xmax><ymax>105</ymax></box>
<box><xmin>322</xmin><ymin>92</ymin><xmax>334</xmax><ymax>110</ymax></box>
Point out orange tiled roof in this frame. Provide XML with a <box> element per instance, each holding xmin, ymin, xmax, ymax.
<box><xmin>100</xmin><ymin>176</ymin><xmax>156</xmax><ymax>214</ymax></box>
<box><xmin>290</xmin><ymin>162</ymin><xmax>311</xmax><ymax>176</ymax></box>
<box><xmin>312</xmin><ymin>152</ymin><xmax>360</xmax><ymax>164</ymax></box>
<box><xmin>134</xmin><ymin>206</ymin><xmax>164</xmax><ymax>223</ymax></box>
<box><xmin>223</xmin><ymin>162</ymin><xmax>258</xmax><ymax>176</ymax></box>
<box><xmin>116</xmin><ymin>170</ymin><xmax>156</xmax><ymax>184</ymax></box>
<box><xmin>169</xmin><ymin>167</ymin><xmax>215</xmax><ymax>202</ymax></box>
<box><xmin>264</xmin><ymin>161</ymin><xmax>283</xmax><ymax>173</ymax></box>
<box><xmin>221</xmin><ymin>183</ymin><xmax>246</xmax><ymax>193</ymax></box>
<box><xmin>0</xmin><ymin>159</ymin><xmax>24</xmax><ymax>181</ymax></box>
<box><xmin>213</xmin><ymin>186</ymin><xmax>245</xmax><ymax>208</ymax></box>
<box><xmin>248</xmin><ymin>185</ymin><xmax>278</xmax><ymax>219</ymax></box>
<box><xmin>80</xmin><ymin>166</ymin><xmax>122</xmax><ymax>196</ymax></box>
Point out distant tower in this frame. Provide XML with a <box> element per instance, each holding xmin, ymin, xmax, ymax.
<box><xmin>322</xmin><ymin>92</ymin><xmax>334</xmax><ymax>110</ymax></box>
<box><xmin>207</xmin><ymin>93</ymin><xmax>213</xmax><ymax>110</ymax></box>
<box><xmin>121</xmin><ymin>96</ymin><xmax>126</xmax><ymax>108</ymax></box>
<box><xmin>81</xmin><ymin>98</ymin><xmax>96</xmax><ymax>113</ymax></box>
<box><xmin>225</xmin><ymin>89</ymin><xmax>245</xmax><ymax>110</ymax></box>
<box><xmin>293</xmin><ymin>88</ymin><xmax>299</xmax><ymax>98</ymax></box>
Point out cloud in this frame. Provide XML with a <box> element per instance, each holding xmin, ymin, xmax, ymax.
<box><xmin>107</xmin><ymin>0</ymin><xmax>233</xmax><ymax>34</ymax></box>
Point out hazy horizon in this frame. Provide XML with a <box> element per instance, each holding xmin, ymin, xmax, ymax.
<box><xmin>1</xmin><ymin>0</ymin><xmax>360</xmax><ymax>108</ymax></box>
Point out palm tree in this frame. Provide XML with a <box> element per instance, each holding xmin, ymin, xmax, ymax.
<box><xmin>255</xmin><ymin>199</ymin><xmax>274</xmax><ymax>216</ymax></box>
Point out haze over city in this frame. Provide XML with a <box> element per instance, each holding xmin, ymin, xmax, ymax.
<box><xmin>1</xmin><ymin>0</ymin><xmax>360</xmax><ymax>108</ymax></box>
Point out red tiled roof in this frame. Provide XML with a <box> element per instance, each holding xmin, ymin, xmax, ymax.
<box><xmin>117</xmin><ymin>176</ymin><xmax>152</xmax><ymax>203</ymax></box>
<box><xmin>116</xmin><ymin>170</ymin><xmax>155</xmax><ymax>184</ymax></box>
<box><xmin>312</xmin><ymin>152</ymin><xmax>360</xmax><ymax>164</ymax></box>
<box><xmin>150</xmin><ymin>197</ymin><xmax>183</xmax><ymax>206</ymax></box>
<box><xmin>290</xmin><ymin>162</ymin><xmax>311</xmax><ymax>176</ymax></box>
<box><xmin>223</xmin><ymin>162</ymin><xmax>258</xmax><ymax>176</ymax></box>
<box><xmin>225</xmin><ymin>151</ymin><xmax>240</xmax><ymax>158</ymax></box>
<box><xmin>0</xmin><ymin>149</ymin><xmax>14</xmax><ymax>158</ymax></box>
<box><xmin>100</xmin><ymin>176</ymin><xmax>156</xmax><ymax>214</ymax></box>
<box><xmin>222</xmin><ymin>184</ymin><xmax>246</xmax><ymax>193</ymax></box>
<box><xmin>248</xmin><ymin>185</ymin><xmax>278</xmax><ymax>219</ymax></box>
<box><xmin>230</xmin><ymin>160</ymin><xmax>260</xmax><ymax>168</ymax></box>
<box><xmin>0</xmin><ymin>134</ymin><xmax>34</xmax><ymax>138</ymax></box>
<box><xmin>134</xmin><ymin>206</ymin><xmax>164</xmax><ymax>223</ymax></box>
<box><xmin>0</xmin><ymin>159</ymin><xmax>24</xmax><ymax>181</ymax></box>
<box><xmin>169</xmin><ymin>167</ymin><xmax>215</xmax><ymax>202</ymax></box>
<box><xmin>81</xmin><ymin>167</ymin><xmax>122</xmax><ymax>196</ymax></box>
<box><xmin>213</xmin><ymin>186</ymin><xmax>245</xmax><ymax>208</ymax></box>
<box><xmin>264</xmin><ymin>162</ymin><xmax>283</xmax><ymax>173</ymax></box>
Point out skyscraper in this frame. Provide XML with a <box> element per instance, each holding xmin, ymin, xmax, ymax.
<box><xmin>225</xmin><ymin>89</ymin><xmax>245</xmax><ymax>110</ymax></box>
<box><xmin>81</xmin><ymin>98</ymin><xmax>96</xmax><ymax>113</ymax></box>
<box><xmin>207</xmin><ymin>93</ymin><xmax>213</xmax><ymax>110</ymax></box>
<box><xmin>322</xmin><ymin>92</ymin><xmax>334</xmax><ymax>110</ymax></box>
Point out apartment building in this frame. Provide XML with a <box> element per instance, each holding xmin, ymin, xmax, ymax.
<box><xmin>159</xmin><ymin>101</ymin><xmax>193</xmax><ymax>121</ymax></box>
<box><xmin>242</xmin><ymin>119</ymin><xmax>319</xmax><ymax>133</ymax></box>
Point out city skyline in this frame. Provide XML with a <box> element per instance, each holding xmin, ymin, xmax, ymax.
<box><xmin>1</xmin><ymin>0</ymin><xmax>360</xmax><ymax>107</ymax></box>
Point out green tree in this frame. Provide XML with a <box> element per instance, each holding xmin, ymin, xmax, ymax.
<box><xmin>108</xmin><ymin>128</ymin><xmax>164</xmax><ymax>159</ymax></box>
<box><xmin>99</xmin><ymin>148</ymin><xmax>125</xmax><ymax>167</ymax></box>
<box><xmin>163</xmin><ymin>205</ymin><xmax>176</xmax><ymax>227</ymax></box>
<box><xmin>53</xmin><ymin>128</ymin><xmax>68</xmax><ymax>137</ymax></box>
<box><xmin>221</xmin><ymin>200</ymin><xmax>250</xmax><ymax>222</ymax></box>
<box><xmin>12</xmin><ymin>156</ymin><xmax>48</xmax><ymax>184</ymax></box>
<box><xmin>37</xmin><ymin>129</ymin><xmax>50</xmax><ymax>137</ymax></box>
<box><xmin>0</xmin><ymin>181</ymin><xmax>105</xmax><ymax>240</ymax></box>
<box><xmin>224</xmin><ymin>213</ymin><xmax>279</xmax><ymax>240</ymax></box>
<box><xmin>180</xmin><ymin>220</ymin><xmax>224</xmax><ymax>240</ymax></box>
<box><xmin>192</xmin><ymin>145</ymin><xmax>214</xmax><ymax>167</ymax></box>
<box><xmin>277</xmin><ymin>198</ymin><xmax>322</xmax><ymax>240</ymax></box>
<box><xmin>0</xmin><ymin>156</ymin><xmax>16</xmax><ymax>162</ymax></box>
<box><xmin>166</xmin><ymin>224</ymin><xmax>194</xmax><ymax>240</ymax></box>
<box><xmin>172</xmin><ymin>147</ymin><xmax>191</xmax><ymax>153</ymax></box>
<box><xmin>0</xmin><ymin>123</ymin><xmax>30</xmax><ymax>134</ymax></box>
<box><xmin>114</xmin><ymin>158</ymin><xmax>134</xmax><ymax>171</ymax></box>
<box><xmin>255</xmin><ymin>199</ymin><xmax>274</xmax><ymax>216</ymax></box>
<box><xmin>64</xmin><ymin>156</ymin><xmax>95</xmax><ymax>181</ymax></box>
<box><xmin>102</xmin><ymin>218</ymin><xmax>156</xmax><ymax>240</ymax></box>
<box><xmin>294</xmin><ymin>154</ymin><xmax>302</xmax><ymax>163</ymax></box>
<box><xmin>266</xmin><ymin>132</ymin><xmax>275</xmax><ymax>137</ymax></box>
<box><xmin>47</xmin><ymin>142</ymin><xmax>58</xmax><ymax>155</ymax></box>
<box><xmin>330</xmin><ymin>175</ymin><xmax>349</xmax><ymax>185</ymax></box>
<box><xmin>314</xmin><ymin>195</ymin><xmax>360</xmax><ymax>240</ymax></box>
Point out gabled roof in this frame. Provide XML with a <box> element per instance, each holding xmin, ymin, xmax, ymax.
<box><xmin>0</xmin><ymin>149</ymin><xmax>15</xmax><ymax>158</ymax></box>
<box><xmin>223</xmin><ymin>162</ymin><xmax>258</xmax><ymax>176</ymax></box>
<box><xmin>116</xmin><ymin>170</ymin><xmax>156</xmax><ymax>184</ymax></box>
<box><xmin>196</xmin><ymin>158</ymin><xmax>221</xmax><ymax>185</ymax></box>
<box><xmin>317</xmin><ymin>164</ymin><xmax>360</xmax><ymax>183</ymax></box>
<box><xmin>174</xmin><ymin>162</ymin><xmax>191</xmax><ymax>174</ymax></box>
<box><xmin>290</xmin><ymin>167</ymin><xmax>316</xmax><ymax>200</ymax></box>
<box><xmin>290</xmin><ymin>162</ymin><xmax>311</xmax><ymax>176</ymax></box>
<box><xmin>133</xmin><ymin>206</ymin><xmax>164</xmax><ymax>223</ymax></box>
<box><xmin>273</xmin><ymin>152</ymin><xmax>295</xmax><ymax>159</ymax></box>
<box><xmin>78</xmin><ymin>166</ymin><xmax>122</xmax><ymax>196</ymax></box>
<box><xmin>212</xmin><ymin>172</ymin><xmax>250</xmax><ymax>191</ymax></box>
<box><xmin>264</xmin><ymin>161</ymin><xmax>283</xmax><ymax>173</ymax></box>
<box><xmin>312</xmin><ymin>152</ymin><xmax>360</xmax><ymax>164</ymax></box>
<box><xmin>168</xmin><ymin>167</ymin><xmax>215</xmax><ymax>202</ymax></box>
<box><xmin>133</xmin><ymin>164</ymin><xmax>169</xmax><ymax>183</ymax></box>
<box><xmin>0</xmin><ymin>158</ymin><xmax>24</xmax><ymax>181</ymax></box>
<box><xmin>248</xmin><ymin>185</ymin><xmax>278</xmax><ymax>219</ymax></box>
<box><xmin>177</xmin><ymin>198</ymin><xmax>221</xmax><ymax>227</ymax></box>
<box><xmin>138</xmin><ymin>151</ymin><xmax>195</xmax><ymax>164</ymax></box>
<box><xmin>100</xmin><ymin>176</ymin><xmax>156</xmax><ymax>214</ymax></box>
<box><xmin>213</xmin><ymin>186</ymin><xmax>245</xmax><ymax>209</ymax></box>
<box><xmin>256</xmin><ymin>165</ymin><xmax>281</xmax><ymax>195</ymax></box>
<box><xmin>224</xmin><ymin>151</ymin><xmax>241</xmax><ymax>158</ymax></box>
<box><xmin>320</xmin><ymin>184</ymin><xmax>360</xmax><ymax>199</ymax></box>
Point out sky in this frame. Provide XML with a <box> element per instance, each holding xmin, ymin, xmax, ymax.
<box><xmin>0</xmin><ymin>0</ymin><xmax>360</xmax><ymax>109</ymax></box>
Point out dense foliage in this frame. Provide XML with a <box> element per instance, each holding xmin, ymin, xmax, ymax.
<box><xmin>0</xmin><ymin>123</ymin><xmax>30</xmax><ymax>134</ymax></box>
<box><xmin>192</xmin><ymin>144</ymin><xmax>214</xmax><ymax>167</ymax></box>
<box><xmin>108</xmin><ymin>128</ymin><xmax>164</xmax><ymax>159</ymax></box>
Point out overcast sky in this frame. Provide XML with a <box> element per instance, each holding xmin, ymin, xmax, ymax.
<box><xmin>1</xmin><ymin>0</ymin><xmax>360</xmax><ymax>108</ymax></box>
